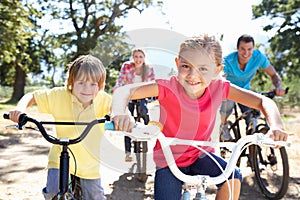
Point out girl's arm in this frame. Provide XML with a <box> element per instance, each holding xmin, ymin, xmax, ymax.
<box><xmin>111</xmin><ymin>81</ymin><xmax>158</xmax><ymax>131</ymax></box>
<box><xmin>227</xmin><ymin>84</ymin><xmax>288</xmax><ymax>141</ymax></box>
<box><xmin>9</xmin><ymin>92</ymin><xmax>36</xmax><ymax>122</ymax></box>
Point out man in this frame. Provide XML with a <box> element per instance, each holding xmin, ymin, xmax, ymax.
<box><xmin>219</xmin><ymin>34</ymin><xmax>286</xmax><ymax>141</ymax></box>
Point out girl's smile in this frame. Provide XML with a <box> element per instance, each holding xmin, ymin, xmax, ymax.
<box><xmin>176</xmin><ymin>49</ymin><xmax>220</xmax><ymax>99</ymax></box>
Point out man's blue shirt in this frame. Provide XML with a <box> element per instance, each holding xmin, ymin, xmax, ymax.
<box><xmin>223</xmin><ymin>49</ymin><xmax>270</xmax><ymax>90</ymax></box>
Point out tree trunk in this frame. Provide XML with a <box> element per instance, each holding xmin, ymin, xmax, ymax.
<box><xmin>11</xmin><ymin>64</ymin><xmax>26</xmax><ymax>102</ymax></box>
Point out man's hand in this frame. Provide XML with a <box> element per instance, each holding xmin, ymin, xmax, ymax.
<box><xmin>274</xmin><ymin>88</ymin><xmax>286</xmax><ymax>96</ymax></box>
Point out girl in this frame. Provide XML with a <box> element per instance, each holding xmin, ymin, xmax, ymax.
<box><xmin>113</xmin><ymin>48</ymin><xmax>155</xmax><ymax>162</ymax></box>
<box><xmin>111</xmin><ymin>35</ymin><xmax>288</xmax><ymax>200</ymax></box>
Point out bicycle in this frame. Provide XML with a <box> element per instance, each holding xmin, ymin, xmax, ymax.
<box><xmin>127</xmin><ymin>98</ymin><xmax>154</xmax><ymax>182</ymax></box>
<box><xmin>219</xmin><ymin>89</ymin><xmax>290</xmax><ymax>199</ymax></box>
<box><xmin>3</xmin><ymin>113</ymin><xmax>110</xmax><ymax>200</ymax></box>
<box><xmin>104</xmin><ymin>120</ymin><xmax>291</xmax><ymax>200</ymax></box>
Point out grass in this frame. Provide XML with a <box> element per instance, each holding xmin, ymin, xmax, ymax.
<box><xmin>0</xmin><ymin>99</ymin><xmax>15</xmax><ymax>112</ymax></box>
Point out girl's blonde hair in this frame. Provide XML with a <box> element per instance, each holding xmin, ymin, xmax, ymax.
<box><xmin>179</xmin><ymin>34</ymin><xmax>222</xmax><ymax>67</ymax></box>
<box><xmin>132</xmin><ymin>48</ymin><xmax>150</xmax><ymax>82</ymax></box>
<box><xmin>66</xmin><ymin>55</ymin><xmax>106</xmax><ymax>92</ymax></box>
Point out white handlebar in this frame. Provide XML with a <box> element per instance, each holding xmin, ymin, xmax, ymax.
<box><xmin>107</xmin><ymin>122</ymin><xmax>291</xmax><ymax>186</ymax></box>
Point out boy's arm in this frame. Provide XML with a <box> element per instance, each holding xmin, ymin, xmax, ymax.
<box><xmin>9</xmin><ymin>92</ymin><xmax>36</xmax><ymax>122</ymax></box>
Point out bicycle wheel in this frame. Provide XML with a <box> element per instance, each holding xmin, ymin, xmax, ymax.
<box><xmin>71</xmin><ymin>175</ymin><xmax>83</xmax><ymax>199</ymax></box>
<box><xmin>252</xmin><ymin>145</ymin><xmax>289</xmax><ymax>199</ymax></box>
<box><xmin>220</xmin><ymin>121</ymin><xmax>242</xmax><ymax>166</ymax></box>
<box><xmin>134</xmin><ymin>141</ymin><xmax>148</xmax><ymax>182</ymax></box>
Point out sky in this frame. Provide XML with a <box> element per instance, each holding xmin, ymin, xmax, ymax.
<box><xmin>116</xmin><ymin>0</ymin><xmax>269</xmax><ymax>55</ymax></box>
<box><xmin>38</xmin><ymin>0</ymin><xmax>273</xmax><ymax>80</ymax></box>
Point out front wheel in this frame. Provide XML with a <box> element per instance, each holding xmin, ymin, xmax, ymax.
<box><xmin>252</xmin><ymin>145</ymin><xmax>289</xmax><ymax>199</ymax></box>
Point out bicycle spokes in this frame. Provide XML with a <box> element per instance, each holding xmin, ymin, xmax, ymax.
<box><xmin>252</xmin><ymin>145</ymin><xmax>289</xmax><ymax>199</ymax></box>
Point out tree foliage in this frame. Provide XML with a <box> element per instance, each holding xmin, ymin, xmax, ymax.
<box><xmin>0</xmin><ymin>0</ymin><xmax>159</xmax><ymax>101</ymax></box>
<box><xmin>0</xmin><ymin>0</ymin><xmax>42</xmax><ymax>102</ymax></box>
<box><xmin>252</xmin><ymin>0</ymin><xmax>300</xmax><ymax>107</ymax></box>
<box><xmin>37</xmin><ymin>0</ymin><xmax>157</xmax><ymax>66</ymax></box>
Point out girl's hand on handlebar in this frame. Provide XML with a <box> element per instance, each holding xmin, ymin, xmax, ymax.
<box><xmin>7</xmin><ymin>110</ymin><xmax>23</xmax><ymax>123</ymax></box>
<box><xmin>111</xmin><ymin>114</ymin><xmax>135</xmax><ymax>132</ymax></box>
<box><xmin>268</xmin><ymin>128</ymin><xmax>289</xmax><ymax>142</ymax></box>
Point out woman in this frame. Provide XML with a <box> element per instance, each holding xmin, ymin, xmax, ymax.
<box><xmin>113</xmin><ymin>48</ymin><xmax>155</xmax><ymax>162</ymax></box>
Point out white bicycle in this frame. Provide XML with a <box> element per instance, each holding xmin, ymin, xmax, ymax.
<box><xmin>104</xmin><ymin>121</ymin><xmax>291</xmax><ymax>200</ymax></box>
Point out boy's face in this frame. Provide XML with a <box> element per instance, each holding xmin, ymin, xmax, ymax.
<box><xmin>176</xmin><ymin>49</ymin><xmax>220</xmax><ymax>99</ymax></box>
<box><xmin>72</xmin><ymin>77</ymin><xmax>99</xmax><ymax>107</ymax></box>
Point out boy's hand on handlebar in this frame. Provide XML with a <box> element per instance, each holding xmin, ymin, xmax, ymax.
<box><xmin>7</xmin><ymin>110</ymin><xmax>23</xmax><ymax>123</ymax></box>
<box><xmin>111</xmin><ymin>115</ymin><xmax>135</xmax><ymax>132</ymax></box>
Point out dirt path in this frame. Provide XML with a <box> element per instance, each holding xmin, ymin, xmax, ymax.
<box><xmin>0</xmin><ymin>108</ymin><xmax>299</xmax><ymax>200</ymax></box>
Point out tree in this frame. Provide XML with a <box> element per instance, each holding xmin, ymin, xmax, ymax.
<box><xmin>0</xmin><ymin>0</ymin><xmax>42</xmax><ymax>102</ymax></box>
<box><xmin>0</xmin><ymin>0</ymin><xmax>161</xmax><ymax>101</ymax></box>
<box><xmin>252</xmin><ymin>0</ymin><xmax>300</xmax><ymax>107</ymax></box>
<box><xmin>38</xmin><ymin>0</ymin><xmax>160</xmax><ymax>69</ymax></box>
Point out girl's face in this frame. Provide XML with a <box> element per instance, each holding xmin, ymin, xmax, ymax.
<box><xmin>72</xmin><ymin>77</ymin><xmax>99</xmax><ymax>108</ymax></box>
<box><xmin>176</xmin><ymin>49</ymin><xmax>221</xmax><ymax>99</ymax></box>
<box><xmin>132</xmin><ymin>51</ymin><xmax>145</xmax><ymax>68</ymax></box>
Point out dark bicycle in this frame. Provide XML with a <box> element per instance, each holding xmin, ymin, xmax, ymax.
<box><xmin>127</xmin><ymin>98</ymin><xmax>152</xmax><ymax>182</ymax></box>
<box><xmin>220</xmin><ymin>89</ymin><xmax>289</xmax><ymax>200</ymax></box>
<box><xmin>3</xmin><ymin>113</ymin><xmax>110</xmax><ymax>200</ymax></box>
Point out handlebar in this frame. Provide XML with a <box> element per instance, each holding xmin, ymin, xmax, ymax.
<box><xmin>4</xmin><ymin>113</ymin><xmax>291</xmax><ymax>186</ymax></box>
<box><xmin>3</xmin><ymin>113</ymin><xmax>112</xmax><ymax>145</ymax></box>
<box><xmin>104</xmin><ymin>121</ymin><xmax>291</xmax><ymax>186</ymax></box>
<box><xmin>260</xmin><ymin>87</ymin><xmax>289</xmax><ymax>99</ymax></box>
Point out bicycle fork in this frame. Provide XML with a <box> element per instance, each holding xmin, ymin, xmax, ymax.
<box><xmin>56</xmin><ymin>144</ymin><xmax>80</xmax><ymax>200</ymax></box>
<box><xmin>182</xmin><ymin>178</ymin><xmax>209</xmax><ymax>200</ymax></box>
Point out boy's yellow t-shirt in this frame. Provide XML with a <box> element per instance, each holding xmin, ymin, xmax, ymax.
<box><xmin>33</xmin><ymin>87</ymin><xmax>112</xmax><ymax>179</ymax></box>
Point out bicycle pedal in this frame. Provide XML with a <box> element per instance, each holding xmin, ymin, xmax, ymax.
<box><xmin>267</xmin><ymin>154</ymin><xmax>277</xmax><ymax>165</ymax></box>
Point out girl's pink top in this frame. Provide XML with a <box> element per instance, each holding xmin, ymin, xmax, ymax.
<box><xmin>154</xmin><ymin>76</ymin><xmax>230</xmax><ymax>168</ymax></box>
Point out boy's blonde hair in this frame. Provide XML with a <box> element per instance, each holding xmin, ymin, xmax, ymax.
<box><xmin>66</xmin><ymin>55</ymin><xmax>106</xmax><ymax>92</ymax></box>
<box><xmin>179</xmin><ymin>34</ymin><xmax>222</xmax><ymax>67</ymax></box>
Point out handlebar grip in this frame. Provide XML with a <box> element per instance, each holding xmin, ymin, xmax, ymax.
<box><xmin>104</xmin><ymin>121</ymin><xmax>115</xmax><ymax>130</ymax></box>
<box><xmin>3</xmin><ymin>113</ymin><xmax>9</xmax><ymax>119</ymax></box>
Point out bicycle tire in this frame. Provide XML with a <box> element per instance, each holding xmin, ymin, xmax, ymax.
<box><xmin>252</xmin><ymin>145</ymin><xmax>289</xmax><ymax>199</ymax></box>
<box><xmin>71</xmin><ymin>175</ymin><xmax>83</xmax><ymax>200</ymax></box>
<box><xmin>220</xmin><ymin>121</ymin><xmax>242</xmax><ymax>166</ymax></box>
<box><xmin>134</xmin><ymin>141</ymin><xmax>148</xmax><ymax>182</ymax></box>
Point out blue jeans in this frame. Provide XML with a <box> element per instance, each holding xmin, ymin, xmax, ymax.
<box><xmin>154</xmin><ymin>153</ymin><xmax>242</xmax><ymax>200</ymax></box>
<box><xmin>220</xmin><ymin>100</ymin><xmax>252</xmax><ymax>126</ymax></box>
<box><xmin>42</xmin><ymin>168</ymin><xmax>106</xmax><ymax>200</ymax></box>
